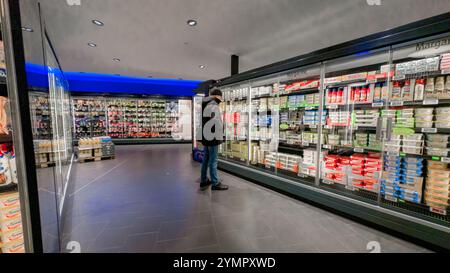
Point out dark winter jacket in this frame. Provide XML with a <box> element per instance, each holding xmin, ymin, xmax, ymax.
<box><xmin>201</xmin><ymin>96</ymin><xmax>224</xmax><ymax>146</ymax></box>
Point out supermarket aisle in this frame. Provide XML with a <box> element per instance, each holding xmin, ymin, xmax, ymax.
<box><xmin>60</xmin><ymin>144</ymin><xmax>430</xmax><ymax>253</ymax></box>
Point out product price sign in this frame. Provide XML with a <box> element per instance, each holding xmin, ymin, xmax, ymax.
<box><xmin>354</xmin><ymin>147</ymin><xmax>365</xmax><ymax>153</ymax></box>
<box><xmin>322</xmin><ymin>179</ymin><xmax>334</xmax><ymax>185</ymax></box>
<box><xmin>302</xmin><ymin>141</ymin><xmax>309</xmax><ymax>147</ymax></box>
<box><xmin>372</xmin><ymin>102</ymin><xmax>384</xmax><ymax>108</ymax></box>
<box><xmin>387</xmin><ymin>151</ymin><xmax>400</xmax><ymax>157</ymax></box>
<box><xmin>305</xmin><ymin>107</ymin><xmax>315</xmax><ymax>110</ymax></box>
<box><xmin>384</xmin><ymin>195</ymin><xmax>398</xmax><ymax>203</ymax></box>
<box><xmin>327</xmin><ymin>105</ymin><xmax>338</xmax><ymax>109</ymax></box>
<box><xmin>423</xmin><ymin>99</ymin><xmax>439</xmax><ymax>105</ymax></box>
<box><xmin>322</xmin><ymin>144</ymin><xmax>332</xmax><ymax>150</ymax></box>
<box><xmin>309</xmin><ymin>125</ymin><xmax>318</xmax><ymax>129</ymax></box>
<box><xmin>393</xmin><ymin>75</ymin><xmax>406</xmax><ymax>81</ymax></box>
<box><xmin>430</xmin><ymin>207</ymin><xmax>447</xmax><ymax>216</ymax></box>
<box><xmin>421</xmin><ymin>128</ymin><xmax>437</xmax><ymax>133</ymax></box>
<box><xmin>345</xmin><ymin>185</ymin><xmax>355</xmax><ymax>191</ymax></box>
<box><xmin>298</xmin><ymin>173</ymin><xmax>307</xmax><ymax>178</ymax></box>
<box><xmin>366</xmin><ymin>79</ymin><xmax>377</xmax><ymax>84</ymax></box>
<box><xmin>442</xmin><ymin>69</ymin><xmax>450</xmax><ymax>75</ymax></box>
<box><xmin>324</xmin><ymin>125</ymin><xmax>333</xmax><ymax>129</ymax></box>
<box><xmin>442</xmin><ymin>157</ymin><xmax>450</xmax><ymax>163</ymax></box>
<box><xmin>390</xmin><ymin>101</ymin><xmax>404</xmax><ymax>107</ymax></box>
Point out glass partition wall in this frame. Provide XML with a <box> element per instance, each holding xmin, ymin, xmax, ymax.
<box><xmin>216</xmin><ymin>33</ymin><xmax>450</xmax><ymax>232</ymax></box>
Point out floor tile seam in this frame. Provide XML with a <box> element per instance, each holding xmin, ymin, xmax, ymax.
<box><xmin>69</xmin><ymin>159</ymin><xmax>130</xmax><ymax>197</ymax></box>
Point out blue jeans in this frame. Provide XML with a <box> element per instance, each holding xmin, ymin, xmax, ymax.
<box><xmin>201</xmin><ymin>146</ymin><xmax>219</xmax><ymax>186</ymax></box>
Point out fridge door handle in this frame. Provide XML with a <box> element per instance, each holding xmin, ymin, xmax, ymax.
<box><xmin>385</xmin><ymin>117</ymin><xmax>393</xmax><ymax>142</ymax></box>
<box><xmin>375</xmin><ymin>117</ymin><xmax>383</xmax><ymax>141</ymax></box>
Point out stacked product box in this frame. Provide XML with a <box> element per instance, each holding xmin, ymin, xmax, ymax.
<box><xmin>0</xmin><ymin>144</ymin><xmax>17</xmax><ymax>187</ymax></box>
<box><xmin>415</xmin><ymin>108</ymin><xmax>434</xmax><ymax>128</ymax></box>
<box><xmin>303</xmin><ymin>110</ymin><xmax>326</xmax><ymax>126</ymax></box>
<box><xmin>300</xmin><ymin>149</ymin><xmax>319</xmax><ymax>177</ymax></box>
<box><xmin>349</xmin><ymin>153</ymin><xmax>382</xmax><ymax>191</ymax></box>
<box><xmin>0</xmin><ymin>192</ymin><xmax>24</xmax><ymax>253</ymax></box>
<box><xmin>426</xmin><ymin>134</ymin><xmax>450</xmax><ymax>158</ymax></box>
<box><xmin>381</xmin><ymin>155</ymin><xmax>424</xmax><ymax>204</ymax></box>
<box><xmin>425</xmin><ymin>161</ymin><xmax>450</xmax><ymax>209</ymax></box>
<box><xmin>323</xmin><ymin>154</ymin><xmax>350</xmax><ymax>185</ymax></box>
<box><xmin>385</xmin><ymin>134</ymin><xmax>424</xmax><ymax>155</ymax></box>
<box><xmin>435</xmin><ymin>107</ymin><xmax>450</xmax><ymax>129</ymax></box>
<box><xmin>265</xmin><ymin>152</ymin><xmax>302</xmax><ymax>173</ymax></box>
<box><xmin>353</xmin><ymin>110</ymin><xmax>379</xmax><ymax>127</ymax></box>
<box><xmin>327</xmin><ymin>110</ymin><xmax>351</xmax><ymax>126</ymax></box>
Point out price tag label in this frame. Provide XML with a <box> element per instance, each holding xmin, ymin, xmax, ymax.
<box><xmin>393</xmin><ymin>75</ymin><xmax>406</xmax><ymax>81</ymax></box>
<box><xmin>298</xmin><ymin>173</ymin><xmax>307</xmax><ymax>178</ymax></box>
<box><xmin>385</xmin><ymin>195</ymin><xmax>398</xmax><ymax>202</ymax></box>
<box><xmin>322</xmin><ymin>145</ymin><xmax>332</xmax><ymax>149</ymax></box>
<box><xmin>322</xmin><ymin>180</ymin><xmax>334</xmax><ymax>185</ymax></box>
<box><xmin>302</xmin><ymin>141</ymin><xmax>309</xmax><ymax>147</ymax></box>
<box><xmin>387</xmin><ymin>151</ymin><xmax>400</xmax><ymax>156</ymax></box>
<box><xmin>366</xmin><ymin>79</ymin><xmax>377</xmax><ymax>84</ymax></box>
<box><xmin>327</xmin><ymin>105</ymin><xmax>338</xmax><ymax>109</ymax></box>
<box><xmin>309</xmin><ymin>125</ymin><xmax>318</xmax><ymax>129</ymax></box>
<box><xmin>372</xmin><ymin>102</ymin><xmax>384</xmax><ymax>107</ymax></box>
<box><xmin>305</xmin><ymin>107</ymin><xmax>315</xmax><ymax>110</ymax></box>
<box><xmin>430</xmin><ymin>207</ymin><xmax>447</xmax><ymax>216</ymax></box>
<box><xmin>442</xmin><ymin>157</ymin><xmax>450</xmax><ymax>163</ymax></box>
<box><xmin>354</xmin><ymin>148</ymin><xmax>365</xmax><ymax>153</ymax></box>
<box><xmin>442</xmin><ymin>69</ymin><xmax>450</xmax><ymax>75</ymax></box>
<box><xmin>423</xmin><ymin>99</ymin><xmax>439</xmax><ymax>105</ymax></box>
<box><xmin>324</xmin><ymin>125</ymin><xmax>333</xmax><ymax>129</ymax></box>
<box><xmin>345</xmin><ymin>185</ymin><xmax>355</xmax><ymax>191</ymax></box>
<box><xmin>421</xmin><ymin>128</ymin><xmax>437</xmax><ymax>133</ymax></box>
<box><xmin>390</xmin><ymin>101</ymin><xmax>404</xmax><ymax>107</ymax></box>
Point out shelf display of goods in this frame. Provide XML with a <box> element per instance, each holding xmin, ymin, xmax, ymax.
<box><xmin>29</xmin><ymin>93</ymin><xmax>51</xmax><ymax>140</ymax></box>
<box><xmin>73</xmin><ymin>98</ymin><xmax>107</xmax><ymax>139</ymax></box>
<box><xmin>0</xmin><ymin>191</ymin><xmax>24</xmax><ymax>253</ymax></box>
<box><xmin>107</xmin><ymin>99</ymin><xmax>124</xmax><ymax>138</ymax></box>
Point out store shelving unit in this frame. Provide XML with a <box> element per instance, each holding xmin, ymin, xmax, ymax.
<box><xmin>206</xmin><ymin>13</ymin><xmax>450</xmax><ymax>250</ymax></box>
<box><xmin>71</xmin><ymin>95</ymin><xmax>192</xmax><ymax>145</ymax></box>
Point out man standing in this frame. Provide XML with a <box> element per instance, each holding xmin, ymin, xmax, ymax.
<box><xmin>200</xmin><ymin>89</ymin><xmax>228</xmax><ymax>191</ymax></box>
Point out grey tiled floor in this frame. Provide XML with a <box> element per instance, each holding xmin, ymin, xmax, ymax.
<box><xmin>60</xmin><ymin>144</ymin><xmax>430</xmax><ymax>253</ymax></box>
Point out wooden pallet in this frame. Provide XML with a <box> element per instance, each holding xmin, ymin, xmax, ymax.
<box><xmin>36</xmin><ymin>162</ymin><xmax>56</xmax><ymax>168</ymax></box>
<box><xmin>78</xmin><ymin>155</ymin><xmax>115</xmax><ymax>163</ymax></box>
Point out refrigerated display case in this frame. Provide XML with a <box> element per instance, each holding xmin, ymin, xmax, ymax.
<box><xmin>209</xmin><ymin>14</ymin><xmax>450</xmax><ymax>250</ymax></box>
<box><xmin>71</xmin><ymin>96</ymin><xmax>193</xmax><ymax>144</ymax></box>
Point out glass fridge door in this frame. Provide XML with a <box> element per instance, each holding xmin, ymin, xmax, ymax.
<box><xmin>381</xmin><ymin>33</ymin><xmax>450</xmax><ymax>224</ymax></box>
<box><xmin>320</xmin><ymin>49</ymin><xmax>390</xmax><ymax>204</ymax></box>
<box><xmin>221</xmin><ymin>84</ymin><xmax>250</xmax><ymax>165</ymax></box>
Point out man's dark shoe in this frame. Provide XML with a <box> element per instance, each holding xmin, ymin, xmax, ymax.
<box><xmin>200</xmin><ymin>179</ymin><xmax>212</xmax><ymax>191</ymax></box>
<box><xmin>211</xmin><ymin>183</ymin><xmax>229</xmax><ymax>191</ymax></box>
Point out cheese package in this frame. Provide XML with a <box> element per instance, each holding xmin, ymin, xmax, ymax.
<box><xmin>0</xmin><ymin>227</ymin><xmax>23</xmax><ymax>246</ymax></box>
<box><xmin>0</xmin><ymin>217</ymin><xmax>22</xmax><ymax>234</ymax></box>
<box><xmin>0</xmin><ymin>240</ymin><xmax>24</xmax><ymax>253</ymax></box>
<box><xmin>0</xmin><ymin>192</ymin><xmax>20</xmax><ymax>210</ymax></box>
<box><xmin>0</xmin><ymin>205</ymin><xmax>21</xmax><ymax>221</ymax></box>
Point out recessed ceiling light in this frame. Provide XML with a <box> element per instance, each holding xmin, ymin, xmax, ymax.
<box><xmin>92</xmin><ymin>20</ymin><xmax>104</xmax><ymax>26</ymax></box>
<box><xmin>199</xmin><ymin>65</ymin><xmax>205</xmax><ymax>69</ymax></box>
<box><xmin>22</xmin><ymin>27</ymin><xmax>33</xmax><ymax>32</ymax></box>
<box><xmin>187</xmin><ymin>19</ymin><xmax>197</xmax><ymax>26</ymax></box>
<box><xmin>113</xmin><ymin>58</ymin><xmax>121</xmax><ymax>62</ymax></box>
<box><xmin>87</xmin><ymin>42</ymin><xmax>97</xmax><ymax>47</ymax></box>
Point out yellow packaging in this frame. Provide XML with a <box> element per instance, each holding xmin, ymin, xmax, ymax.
<box><xmin>0</xmin><ymin>192</ymin><xmax>20</xmax><ymax>210</ymax></box>
<box><xmin>1</xmin><ymin>240</ymin><xmax>24</xmax><ymax>253</ymax></box>
<box><xmin>0</xmin><ymin>205</ymin><xmax>21</xmax><ymax>221</ymax></box>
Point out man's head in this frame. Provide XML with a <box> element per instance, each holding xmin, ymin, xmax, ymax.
<box><xmin>209</xmin><ymin>88</ymin><xmax>223</xmax><ymax>102</ymax></box>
